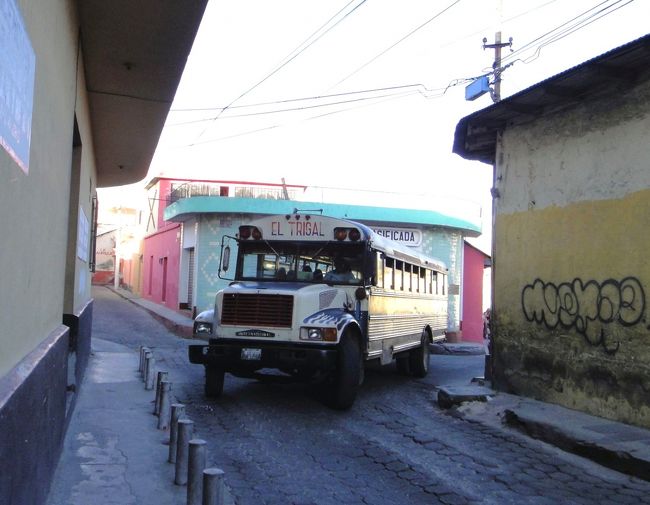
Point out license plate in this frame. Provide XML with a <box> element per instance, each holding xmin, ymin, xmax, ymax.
<box><xmin>241</xmin><ymin>348</ymin><xmax>261</xmax><ymax>360</ymax></box>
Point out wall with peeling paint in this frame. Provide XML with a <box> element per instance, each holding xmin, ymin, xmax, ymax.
<box><xmin>491</xmin><ymin>77</ymin><xmax>650</xmax><ymax>428</ymax></box>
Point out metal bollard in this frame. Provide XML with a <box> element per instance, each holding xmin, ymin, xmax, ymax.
<box><xmin>202</xmin><ymin>468</ymin><xmax>225</xmax><ymax>505</ymax></box>
<box><xmin>157</xmin><ymin>381</ymin><xmax>172</xmax><ymax>430</ymax></box>
<box><xmin>143</xmin><ymin>351</ymin><xmax>152</xmax><ymax>383</ymax></box>
<box><xmin>168</xmin><ymin>404</ymin><xmax>186</xmax><ymax>463</ymax></box>
<box><xmin>140</xmin><ymin>347</ymin><xmax>150</xmax><ymax>377</ymax></box>
<box><xmin>187</xmin><ymin>439</ymin><xmax>207</xmax><ymax>505</ymax></box>
<box><xmin>138</xmin><ymin>346</ymin><xmax>146</xmax><ymax>374</ymax></box>
<box><xmin>145</xmin><ymin>356</ymin><xmax>156</xmax><ymax>391</ymax></box>
<box><xmin>154</xmin><ymin>371</ymin><xmax>169</xmax><ymax>415</ymax></box>
<box><xmin>174</xmin><ymin>419</ymin><xmax>194</xmax><ymax>485</ymax></box>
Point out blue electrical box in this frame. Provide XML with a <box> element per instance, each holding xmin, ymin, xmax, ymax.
<box><xmin>465</xmin><ymin>76</ymin><xmax>490</xmax><ymax>101</ymax></box>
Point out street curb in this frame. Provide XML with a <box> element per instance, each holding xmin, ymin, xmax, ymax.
<box><xmin>437</xmin><ymin>385</ymin><xmax>495</xmax><ymax>409</ymax></box>
<box><xmin>430</xmin><ymin>342</ymin><xmax>486</xmax><ymax>356</ymax></box>
<box><xmin>105</xmin><ymin>286</ymin><xmax>194</xmax><ymax>339</ymax></box>
<box><xmin>505</xmin><ymin>409</ymin><xmax>650</xmax><ymax>482</ymax></box>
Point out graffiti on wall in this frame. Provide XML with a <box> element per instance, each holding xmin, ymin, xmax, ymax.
<box><xmin>521</xmin><ymin>277</ymin><xmax>646</xmax><ymax>354</ymax></box>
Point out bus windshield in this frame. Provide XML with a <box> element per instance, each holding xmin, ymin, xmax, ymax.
<box><xmin>236</xmin><ymin>241</ymin><xmax>366</xmax><ymax>285</ymax></box>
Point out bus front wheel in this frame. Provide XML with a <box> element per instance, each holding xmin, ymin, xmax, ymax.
<box><xmin>205</xmin><ymin>365</ymin><xmax>225</xmax><ymax>398</ymax></box>
<box><xmin>330</xmin><ymin>333</ymin><xmax>362</xmax><ymax>410</ymax></box>
<box><xmin>409</xmin><ymin>331</ymin><xmax>430</xmax><ymax>378</ymax></box>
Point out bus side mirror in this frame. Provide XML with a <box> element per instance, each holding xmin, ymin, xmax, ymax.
<box><xmin>222</xmin><ymin>245</ymin><xmax>231</xmax><ymax>272</ymax></box>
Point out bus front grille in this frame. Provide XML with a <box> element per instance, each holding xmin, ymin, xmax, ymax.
<box><xmin>221</xmin><ymin>293</ymin><xmax>294</xmax><ymax>328</ymax></box>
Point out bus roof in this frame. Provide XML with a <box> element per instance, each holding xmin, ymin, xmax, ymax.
<box><xmin>245</xmin><ymin>214</ymin><xmax>447</xmax><ymax>272</ymax></box>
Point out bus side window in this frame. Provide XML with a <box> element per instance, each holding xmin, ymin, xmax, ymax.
<box><xmin>413</xmin><ymin>265</ymin><xmax>420</xmax><ymax>293</ymax></box>
<box><xmin>441</xmin><ymin>273</ymin><xmax>446</xmax><ymax>295</ymax></box>
<box><xmin>375</xmin><ymin>253</ymin><xmax>384</xmax><ymax>288</ymax></box>
<box><xmin>419</xmin><ymin>267</ymin><xmax>426</xmax><ymax>293</ymax></box>
<box><xmin>395</xmin><ymin>261</ymin><xmax>404</xmax><ymax>291</ymax></box>
<box><xmin>385</xmin><ymin>257</ymin><xmax>395</xmax><ymax>290</ymax></box>
<box><xmin>405</xmin><ymin>263</ymin><xmax>412</xmax><ymax>291</ymax></box>
<box><xmin>431</xmin><ymin>271</ymin><xmax>438</xmax><ymax>294</ymax></box>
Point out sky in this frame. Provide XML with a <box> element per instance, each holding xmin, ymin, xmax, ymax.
<box><xmin>99</xmin><ymin>0</ymin><xmax>650</xmax><ymax>252</ymax></box>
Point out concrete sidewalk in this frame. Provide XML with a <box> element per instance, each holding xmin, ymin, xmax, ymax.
<box><xmin>438</xmin><ymin>383</ymin><xmax>650</xmax><ymax>483</ymax></box>
<box><xmin>46</xmin><ymin>337</ymin><xmax>233</xmax><ymax>505</ymax></box>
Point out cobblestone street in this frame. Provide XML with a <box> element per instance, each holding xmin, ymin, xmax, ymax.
<box><xmin>94</xmin><ymin>287</ymin><xmax>650</xmax><ymax>505</ymax></box>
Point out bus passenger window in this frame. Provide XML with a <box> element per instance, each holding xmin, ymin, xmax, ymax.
<box><xmin>419</xmin><ymin>267</ymin><xmax>426</xmax><ymax>293</ymax></box>
<box><xmin>412</xmin><ymin>266</ymin><xmax>419</xmax><ymax>292</ymax></box>
<box><xmin>396</xmin><ymin>261</ymin><xmax>404</xmax><ymax>291</ymax></box>
<box><xmin>376</xmin><ymin>254</ymin><xmax>384</xmax><ymax>288</ymax></box>
<box><xmin>431</xmin><ymin>272</ymin><xmax>438</xmax><ymax>294</ymax></box>
<box><xmin>385</xmin><ymin>258</ymin><xmax>395</xmax><ymax>290</ymax></box>
<box><xmin>404</xmin><ymin>264</ymin><xmax>411</xmax><ymax>291</ymax></box>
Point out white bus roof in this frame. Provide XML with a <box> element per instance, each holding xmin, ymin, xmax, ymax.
<box><xmin>245</xmin><ymin>214</ymin><xmax>447</xmax><ymax>272</ymax></box>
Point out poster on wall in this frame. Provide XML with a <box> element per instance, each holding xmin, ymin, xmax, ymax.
<box><xmin>0</xmin><ymin>0</ymin><xmax>36</xmax><ymax>174</ymax></box>
<box><xmin>77</xmin><ymin>206</ymin><xmax>89</xmax><ymax>262</ymax></box>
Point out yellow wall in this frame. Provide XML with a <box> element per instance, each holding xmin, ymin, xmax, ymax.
<box><xmin>0</xmin><ymin>0</ymin><xmax>96</xmax><ymax>377</ymax></box>
<box><xmin>492</xmin><ymin>79</ymin><xmax>650</xmax><ymax>428</ymax></box>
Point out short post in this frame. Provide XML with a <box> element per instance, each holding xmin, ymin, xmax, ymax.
<box><xmin>202</xmin><ymin>468</ymin><xmax>225</xmax><ymax>505</ymax></box>
<box><xmin>138</xmin><ymin>346</ymin><xmax>147</xmax><ymax>374</ymax></box>
<box><xmin>145</xmin><ymin>356</ymin><xmax>156</xmax><ymax>391</ymax></box>
<box><xmin>154</xmin><ymin>371</ymin><xmax>169</xmax><ymax>415</ymax></box>
<box><xmin>187</xmin><ymin>439</ymin><xmax>207</xmax><ymax>505</ymax></box>
<box><xmin>157</xmin><ymin>381</ymin><xmax>172</xmax><ymax>430</ymax></box>
<box><xmin>168</xmin><ymin>404</ymin><xmax>186</xmax><ymax>463</ymax></box>
<box><xmin>175</xmin><ymin>419</ymin><xmax>194</xmax><ymax>485</ymax></box>
<box><xmin>143</xmin><ymin>350</ymin><xmax>152</xmax><ymax>383</ymax></box>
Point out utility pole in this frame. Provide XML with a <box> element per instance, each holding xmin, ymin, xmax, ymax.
<box><xmin>483</xmin><ymin>32</ymin><xmax>512</xmax><ymax>103</ymax></box>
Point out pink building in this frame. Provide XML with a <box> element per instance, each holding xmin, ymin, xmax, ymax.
<box><xmin>461</xmin><ymin>241</ymin><xmax>491</xmax><ymax>343</ymax></box>
<box><xmin>142</xmin><ymin>177</ymin><xmax>182</xmax><ymax>309</ymax></box>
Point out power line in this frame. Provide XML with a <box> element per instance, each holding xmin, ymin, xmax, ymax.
<box><xmin>191</xmin><ymin>0</ymin><xmax>369</xmax><ymax>144</ymax></box>
<box><xmin>518</xmin><ymin>0</ymin><xmax>636</xmax><ymax>64</ymax></box>
<box><xmin>167</xmin><ymin>84</ymin><xmax>433</xmax><ymax>126</ymax></box>
<box><xmin>330</xmin><ymin>0</ymin><xmax>463</xmax><ymax>90</ymax></box>
<box><xmin>501</xmin><ymin>0</ymin><xmax>634</xmax><ymax>65</ymax></box>
<box><xmin>171</xmin><ymin>75</ymin><xmax>474</xmax><ymax>148</ymax></box>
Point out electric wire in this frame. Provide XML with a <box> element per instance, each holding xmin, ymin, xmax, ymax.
<box><xmin>191</xmin><ymin>0</ymin><xmax>369</xmax><ymax>144</ymax></box>
<box><xmin>330</xmin><ymin>0</ymin><xmax>462</xmax><ymax>90</ymax></box>
<box><xmin>501</xmin><ymin>0</ymin><xmax>634</xmax><ymax>65</ymax></box>
<box><xmin>517</xmin><ymin>0</ymin><xmax>635</xmax><ymax>64</ymax></box>
<box><xmin>167</xmin><ymin>84</ymin><xmax>436</xmax><ymax>126</ymax></box>
<box><xmin>172</xmin><ymin>75</ymin><xmax>474</xmax><ymax>148</ymax></box>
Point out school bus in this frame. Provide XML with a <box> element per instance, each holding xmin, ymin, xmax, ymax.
<box><xmin>188</xmin><ymin>213</ymin><xmax>448</xmax><ymax>409</ymax></box>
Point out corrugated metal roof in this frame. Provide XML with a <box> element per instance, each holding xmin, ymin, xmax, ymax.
<box><xmin>453</xmin><ymin>33</ymin><xmax>650</xmax><ymax>164</ymax></box>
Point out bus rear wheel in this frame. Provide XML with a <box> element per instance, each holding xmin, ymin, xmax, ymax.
<box><xmin>409</xmin><ymin>331</ymin><xmax>430</xmax><ymax>378</ymax></box>
<box><xmin>205</xmin><ymin>365</ymin><xmax>225</xmax><ymax>398</ymax></box>
<box><xmin>329</xmin><ymin>333</ymin><xmax>362</xmax><ymax>410</ymax></box>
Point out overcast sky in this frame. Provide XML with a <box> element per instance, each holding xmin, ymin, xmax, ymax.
<box><xmin>100</xmin><ymin>0</ymin><xmax>650</xmax><ymax>250</ymax></box>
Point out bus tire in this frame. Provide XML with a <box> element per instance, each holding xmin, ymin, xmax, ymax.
<box><xmin>205</xmin><ymin>365</ymin><xmax>225</xmax><ymax>398</ymax></box>
<box><xmin>331</xmin><ymin>333</ymin><xmax>362</xmax><ymax>410</ymax></box>
<box><xmin>409</xmin><ymin>331</ymin><xmax>430</xmax><ymax>378</ymax></box>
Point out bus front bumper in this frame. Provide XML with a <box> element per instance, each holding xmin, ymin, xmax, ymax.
<box><xmin>188</xmin><ymin>339</ymin><xmax>338</xmax><ymax>374</ymax></box>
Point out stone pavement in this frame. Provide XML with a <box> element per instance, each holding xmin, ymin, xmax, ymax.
<box><xmin>46</xmin><ymin>287</ymin><xmax>650</xmax><ymax>505</ymax></box>
<box><xmin>116</xmin><ymin>286</ymin><xmax>650</xmax><ymax>483</ymax></box>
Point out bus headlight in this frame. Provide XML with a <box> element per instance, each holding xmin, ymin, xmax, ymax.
<box><xmin>194</xmin><ymin>322</ymin><xmax>213</xmax><ymax>335</ymax></box>
<box><xmin>300</xmin><ymin>327</ymin><xmax>337</xmax><ymax>342</ymax></box>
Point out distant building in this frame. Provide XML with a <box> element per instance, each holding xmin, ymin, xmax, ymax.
<box><xmin>142</xmin><ymin>177</ymin><xmax>486</xmax><ymax>335</ymax></box>
<box><xmin>0</xmin><ymin>3</ymin><xmax>206</xmax><ymax>505</ymax></box>
<box><xmin>461</xmin><ymin>241</ymin><xmax>491</xmax><ymax>343</ymax></box>
<box><xmin>453</xmin><ymin>35</ymin><xmax>650</xmax><ymax>429</ymax></box>
<box><xmin>92</xmin><ymin>229</ymin><xmax>116</xmax><ymax>285</ymax></box>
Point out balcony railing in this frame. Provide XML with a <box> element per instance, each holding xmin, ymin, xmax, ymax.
<box><xmin>168</xmin><ymin>183</ymin><xmax>298</xmax><ymax>204</ymax></box>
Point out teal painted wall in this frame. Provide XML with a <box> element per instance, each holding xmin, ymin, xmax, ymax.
<box><xmin>192</xmin><ymin>213</ymin><xmax>463</xmax><ymax>332</ymax></box>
